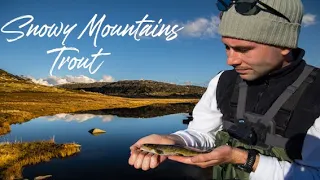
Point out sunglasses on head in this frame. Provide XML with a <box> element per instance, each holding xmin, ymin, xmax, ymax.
<box><xmin>216</xmin><ymin>0</ymin><xmax>291</xmax><ymax>23</ymax></box>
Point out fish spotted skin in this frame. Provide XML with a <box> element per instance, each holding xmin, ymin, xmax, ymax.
<box><xmin>140</xmin><ymin>144</ymin><xmax>211</xmax><ymax>157</ymax></box>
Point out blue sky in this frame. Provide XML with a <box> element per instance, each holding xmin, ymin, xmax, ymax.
<box><xmin>0</xmin><ymin>0</ymin><xmax>319</xmax><ymax>87</ymax></box>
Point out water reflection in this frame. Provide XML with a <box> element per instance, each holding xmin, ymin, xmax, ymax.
<box><xmin>46</xmin><ymin>113</ymin><xmax>114</xmax><ymax>123</ymax></box>
<box><xmin>1</xmin><ymin>104</ymin><xmax>211</xmax><ymax>180</ymax></box>
<box><xmin>76</xmin><ymin>102</ymin><xmax>195</xmax><ymax>118</ymax></box>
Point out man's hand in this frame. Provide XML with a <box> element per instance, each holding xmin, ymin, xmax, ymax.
<box><xmin>128</xmin><ymin>134</ymin><xmax>184</xmax><ymax>171</ymax></box>
<box><xmin>168</xmin><ymin>145</ymin><xmax>259</xmax><ymax>170</ymax></box>
<box><xmin>168</xmin><ymin>145</ymin><xmax>234</xmax><ymax>168</ymax></box>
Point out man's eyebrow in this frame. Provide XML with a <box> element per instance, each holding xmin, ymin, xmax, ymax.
<box><xmin>224</xmin><ymin>44</ymin><xmax>255</xmax><ymax>49</ymax></box>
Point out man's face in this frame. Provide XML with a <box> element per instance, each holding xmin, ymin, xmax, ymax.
<box><xmin>222</xmin><ymin>37</ymin><xmax>287</xmax><ymax>81</ymax></box>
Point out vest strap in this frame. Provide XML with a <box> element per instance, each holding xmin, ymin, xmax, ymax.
<box><xmin>265</xmin><ymin>133</ymin><xmax>288</xmax><ymax>148</ymax></box>
<box><xmin>236</xmin><ymin>80</ymin><xmax>247</xmax><ymax>120</ymax></box>
<box><xmin>261</xmin><ymin>65</ymin><xmax>315</xmax><ymax>122</ymax></box>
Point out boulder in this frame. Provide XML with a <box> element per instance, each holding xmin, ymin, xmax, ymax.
<box><xmin>34</xmin><ymin>175</ymin><xmax>52</xmax><ymax>180</ymax></box>
<box><xmin>88</xmin><ymin>128</ymin><xmax>106</xmax><ymax>135</ymax></box>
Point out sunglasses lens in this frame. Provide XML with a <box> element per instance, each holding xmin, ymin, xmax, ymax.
<box><xmin>216</xmin><ymin>0</ymin><xmax>232</xmax><ymax>11</ymax></box>
<box><xmin>235</xmin><ymin>0</ymin><xmax>257</xmax><ymax>14</ymax></box>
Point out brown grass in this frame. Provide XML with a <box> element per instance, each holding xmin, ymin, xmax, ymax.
<box><xmin>0</xmin><ymin>139</ymin><xmax>81</xmax><ymax>180</ymax></box>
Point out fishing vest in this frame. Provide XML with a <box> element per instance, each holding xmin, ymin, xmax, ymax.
<box><xmin>212</xmin><ymin>64</ymin><xmax>319</xmax><ymax>180</ymax></box>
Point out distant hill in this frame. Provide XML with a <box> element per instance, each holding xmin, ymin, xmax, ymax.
<box><xmin>0</xmin><ymin>69</ymin><xmax>68</xmax><ymax>93</ymax></box>
<box><xmin>0</xmin><ymin>69</ymin><xmax>206</xmax><ymax>99</ymax></box>
<box><xmin>57</xmin><ymin>82</ymin><xmax>111</xmax><ymax>89</ymax></box>
<box><xmin>57</xmin><ymin>80</ymin><xmax>206</xmax><ymax>98</ymax></box>
<box><xmin>0</xmin><ymin>69</ymin><xmax>32</xmax><ymax>83</ymax></box>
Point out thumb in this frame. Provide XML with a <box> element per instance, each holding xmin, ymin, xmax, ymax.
<box><xmin>130</xmin><ymin>143</ymin><xmax>141</xmax><ymax>151</ymax></box>
<box><xmin>130</xmin><ymin>142</ymin><xmax>142</xmax><ymax>151</ymax></box>
<box><xmin>130</xmin><ymin>137</ymin><xmax>148</xmax><ymax>150</ymax></box>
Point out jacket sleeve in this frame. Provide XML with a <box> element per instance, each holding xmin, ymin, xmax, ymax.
<box><xmin>172</xmin><ymin>71</ymin><xmax>224</xmax><ymax>150</ymax></box>
<box><xmin>249</xmin><ymin>116</ymin><xmax>320</xmax><ymax>180</ymax></box>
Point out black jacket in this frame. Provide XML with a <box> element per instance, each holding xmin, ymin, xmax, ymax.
<box><xmin>215</xmin><ymin>48</ymin><xmax>320</xmax><ymax>159</ymax></box>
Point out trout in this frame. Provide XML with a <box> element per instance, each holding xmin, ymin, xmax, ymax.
<box><xmin>139</xmin><ymin>144</ymin><xmax>212</xmax><ymax>157</ymax></box>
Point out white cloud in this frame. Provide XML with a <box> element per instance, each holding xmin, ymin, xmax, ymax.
<box><xmin>100</xmin><ymin>115</ymin><xmax>114</xmax><ymax>122</ymax></box>
<box><xmin>45</xmin><ymin>113</ymin><xmax>114</xmax><ymax>123</ymax></box>
<box><xmin>302</xmin><ymin>13</ymin><xmax>317</xmax><ymax>27</ymax></box>
<box><xmin>99</xmin><ymin>75</ymin><xmax>114</xmax><ymax>82</ymax></box>
<box><xmin>64</xmin><ymin>75</ymin><xmax>96</xmax><ymax>83</ymax></box>
<box><xmin>31</xmin><ymin>78</ymin><xmax>52</xmax><ymax>86</ymax></box>
<box><xmin>28</xmin><ymin>74</ymin><xmax>115</xmax><ymax>86</ymax></box>
<box><xmin>178</xmin><ymin>16</ymin><xmax>220</xmax><ymax>39</ymax></box>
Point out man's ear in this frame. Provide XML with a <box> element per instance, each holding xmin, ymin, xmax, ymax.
<box><xmin>281</xmin><ymin>48</ymin><xmax>291</xmax><ymax>56</ymax></box>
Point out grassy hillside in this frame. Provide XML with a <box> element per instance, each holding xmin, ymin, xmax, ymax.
<box><xmin>58</xmin><ymin>80</ymin><xmax>206</xmax><ymax>98</ymax></box>
<box><xmin>57</xmin><ymin>81</ymin><xmax>111</xmax><ymax>89</ymax></box>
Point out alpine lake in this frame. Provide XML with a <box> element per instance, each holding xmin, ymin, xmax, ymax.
<box><xmin>1</xmin><ymin>103</ymin><xmax>212</xmax><ymax>180</ymax></box>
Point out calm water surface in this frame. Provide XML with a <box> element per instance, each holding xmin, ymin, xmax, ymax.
<box><xmin>2</xmin><ymin>112</ymin><xmax>212</xmax><ymax>180</ymax></box>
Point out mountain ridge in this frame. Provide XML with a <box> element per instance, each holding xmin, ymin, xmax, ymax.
<box><xmin>57</xmin><ymin>79</ymin><xmax>206</xmax><ymax>98</ymax></box>
<box><xmin>0</xmin><ymin>69</ymin><xmax>206</xmax><ymax>99</ymax></box>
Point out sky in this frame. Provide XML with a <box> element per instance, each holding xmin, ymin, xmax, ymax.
<box><xmin>0</xmin><ymin>0</ymin><xmax>319</xmax><ymax>87</ymax></box>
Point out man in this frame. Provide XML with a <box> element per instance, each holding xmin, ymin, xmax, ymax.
<box><xmin>129</xmin><ymin>0</ymin><xmax>320</xmax><ymax>179</ymax></box>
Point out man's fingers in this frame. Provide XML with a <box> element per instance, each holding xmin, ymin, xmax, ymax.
<box><xmin>128</xmin><ymin>149</ymin><xmax>140</xmax><ymax>165</ymax></box>
<box><xmin>129</xmin><ymin>148</ymin><xmax>167</xmax><ymax>170</ymax></box>
<box><xmin>149</xmin><ymin>154</ymin><xmax>160</xmax><ymax>169</ymax></box>
<box><xmin>168</xmin><ymin>156</ymin><xmax>193</xmax><ymax>164</ymax></box>
<box><xmin>169</xmin><ymin>155</ymin><xmax>220</xmax><ymax>168</ymax></box>
<box><xmin>159</xmin><ymin>155</ymin><xmax>167</xmax><ymax>163</ymax></box>
<box><xmin>141</xmin><ymin>153</ymin><xmax>152</xmax><ymax>171</ymax></box>
<box><xmin>134</xmin><ymin>151</ymin><xmax>147</xmax><ymax>169</ymax></box>
<box><xmin>193</xmin><ymin>159</ymin><xmax>220</xmax><ymax>168</ymax></box>
<box><xmin>191</xmin><ymin>152</ymin><xmax>218</xmax><ymax>163</ymax></box>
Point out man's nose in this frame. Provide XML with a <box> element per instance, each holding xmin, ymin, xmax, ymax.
<box><xmin>227</xmin><ymin>51</ymin><xmax>242</xmax><ymax>66</ymax></box>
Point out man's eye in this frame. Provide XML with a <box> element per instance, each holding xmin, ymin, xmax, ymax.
<box><xmin>238</xmin><ymin>48</ymin><xmax>249</xmax><ymax>53</ymax></box>
<box><xmin>225</xmin><ymin>45</ymin><xmax>230</xmax><ymax>50</ymax></box>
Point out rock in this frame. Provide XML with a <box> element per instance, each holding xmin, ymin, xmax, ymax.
<box><xmin>88</xmin><ymin>128</ymin><xmax>106</xmax><ymax>135</ymax></box>
<box><xmin>34</xmin><ymin>175</ymin><xmax>52</xmax><ymax>180</ymax></box>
